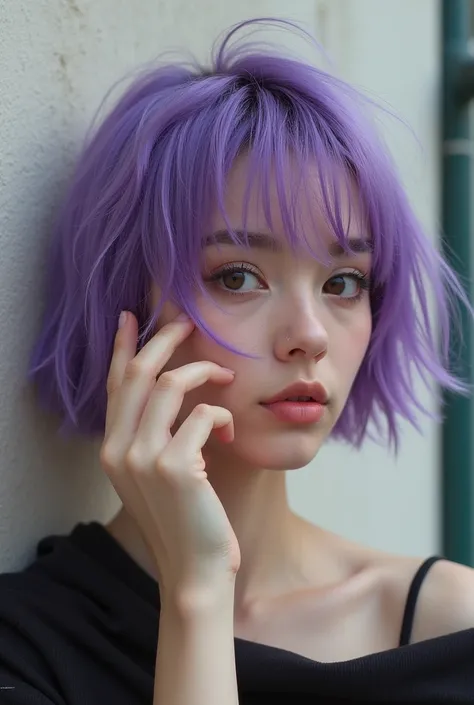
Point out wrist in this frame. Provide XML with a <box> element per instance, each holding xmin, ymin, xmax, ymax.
<box><xmin>161</xmin><ymin>577</ymin><xmax>236</xmax><ymax>620</ymax></box>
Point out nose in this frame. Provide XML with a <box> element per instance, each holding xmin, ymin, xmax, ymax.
<box><xmin>274</xmin><ymin>304</ymin><xmax>328</xmax><ymax>363</ymax></box>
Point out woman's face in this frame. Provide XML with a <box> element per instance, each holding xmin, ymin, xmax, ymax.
<box><xmin>153</xmin><ymin>158</ymin><xmax>372</xmax><ymax>471</ymax></box>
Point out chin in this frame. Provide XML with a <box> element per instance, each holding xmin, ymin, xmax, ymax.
<box><xmin>230</xmin><ymin>431</ymin><xmax>327</xmax><ymax>471</ymax></box>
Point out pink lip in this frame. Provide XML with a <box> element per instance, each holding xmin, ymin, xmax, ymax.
<box><xmin>261</xmin><ymin>381</ymin><xmax>329</xmax><ymax>405</ymax></box>
<box><xmin>261</xmin><ymin>400</ymin><xmax>326</xmax><ymax>424</ymax></box>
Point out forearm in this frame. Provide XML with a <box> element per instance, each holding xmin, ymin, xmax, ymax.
<box><xmin>153</xmin><ymin>583</ymin><xmax>239</xmax><ymax>705</ymax></box>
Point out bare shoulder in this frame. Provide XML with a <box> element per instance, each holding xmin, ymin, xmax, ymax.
<box><xmin>310</xmin><ymin>529</ymin><xmax>474</xmax><ymax>646</ymax></box>
<box><xmin>407</xmin><ymin>556</ymin><xmax>474</xmax><ymax>641</ymax></box>
<box><xmin>373</xmin><ymin>549</ymin><xmax>474</xmax><ymax>643</ymax></box>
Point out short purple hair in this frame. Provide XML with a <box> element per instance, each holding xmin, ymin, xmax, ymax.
<box><xmin>28</xmin><ymin>19</ymin><xmax>469</xmax><ymax>449</ymax></box>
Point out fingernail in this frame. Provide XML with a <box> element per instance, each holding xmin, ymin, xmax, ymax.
<box><xmin>223</xmin><ymin>368</ymin><xmax>235</xmax><ymax>375</ymax></box>
<box><xmin>176</xmin><ymin>312</ymin><xmax>189</xmax><ymax>321</ymax></box>
<box><xmin>118</xmin><ymin>311</ymin><xmax>127</xmax><ymax>329</ymax></box>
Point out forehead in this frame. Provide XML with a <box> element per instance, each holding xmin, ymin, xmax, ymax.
<box><xmin>210</xmin><ymin>153</ymin><xmax>367</xmax><ymax>250</ymax></box>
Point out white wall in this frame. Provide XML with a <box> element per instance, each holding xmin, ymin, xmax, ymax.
<box><xmin>0</xmin><ymin>0</ymin><xmax>441</xmax><ymax>571</ymax></box>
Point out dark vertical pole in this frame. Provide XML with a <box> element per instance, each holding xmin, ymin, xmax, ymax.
<box><xmin>442</xmin><ymin>0</ymin><xmax>474</xmax><ymax>565</ymax></box>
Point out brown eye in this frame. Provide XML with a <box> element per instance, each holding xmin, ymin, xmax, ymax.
<box><xmin>323</xmin><ymin>273</ymin><xmax>364</xmax><ymax>299</ymax></box>
<box><xmin>209</xmin><ymin>265</ymin><xmax>264</xmax><ymax>294</ymax></box>
<box><xmin>324</xmin><ymin>275</ymin><xmax>347</xmax><ymax>296</ymax></box>
<box><xmin>222</xmin><ymin>271</ymin><xmax>246</xmax><ymax>290</ymax></box>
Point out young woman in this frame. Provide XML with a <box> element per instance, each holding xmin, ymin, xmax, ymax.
<box><xmin>1</xmin><ymin>18</ymin><xmax>474</xmax><ymax>705</ymax></box>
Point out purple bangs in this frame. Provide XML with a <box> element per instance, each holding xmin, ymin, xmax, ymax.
<box><xmin>27</xmin><ymin>19</ymin><xmax>470</xmax><ymax>449</ymax></box>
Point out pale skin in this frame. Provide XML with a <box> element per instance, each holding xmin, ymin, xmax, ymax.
<box><xmin>101</xmin><ymin>157</ymin><xmax>474</xmax><ymax>703</ymax></box>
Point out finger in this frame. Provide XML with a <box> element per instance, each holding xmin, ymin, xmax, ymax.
<box><xmin>159</xmin><ymin>404</ymin><xmax>234</xmax><ymax>478</ymax></box>
<box><xmin>104</xmin><ymin>311</ymin><xmax>139</xmax><ymax>435</ymax></box>
<box><xmin>133</xmin><ymin>362</ymin><xmax>235</xmax><ymax>453</ymax></box>
<box><xmin>104</xmin><ymin>312</ymin><xmax>194</xmax><ymax>439</ymax></box>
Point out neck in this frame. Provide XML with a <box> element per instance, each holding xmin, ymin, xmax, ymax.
<box><xmin>105</xmin><ymin>457</ymin><xmax>322</xmax><ymax>613</ymax></box>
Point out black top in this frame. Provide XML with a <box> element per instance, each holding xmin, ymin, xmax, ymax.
<box><xmin>0</xmin><ymin>522</ymin><xmax>473</xmax><ymax>704</ymax></box>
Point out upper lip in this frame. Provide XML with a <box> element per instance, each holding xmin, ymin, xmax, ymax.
<box><xmin>261</xmin><ymin>381</ymin><xmax>329</xmax><ymax>405</ymax></box>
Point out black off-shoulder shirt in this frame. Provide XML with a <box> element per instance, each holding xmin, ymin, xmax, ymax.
<box><xmin>0</xmin><ymin>522</ymin><xmax>472</xmax><ymax>704</ymax></box>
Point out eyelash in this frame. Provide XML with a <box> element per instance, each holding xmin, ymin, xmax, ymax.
<box><xmin>205</xmin><ymin>263</ymin><xmax>371</xmax><ymax>303</ymax></box>
<box><xmin>335</xmin><ymin>269</ymin><xmax>371</xmax><ymax>305</ymax></box>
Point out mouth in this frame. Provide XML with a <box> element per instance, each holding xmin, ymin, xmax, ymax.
<box><xmin>259</xmin><ymin>383</ymin><xmax>328</xmax><ymax>424</ymax></box>
<box><xmin>261</xmin><ymin>381</ymin><xmax>329</xmax><ymax>406</ymax></box>
<box><xmin>283</xmin><ymin>395</ymin><xmax>317</xmax><ymax>402</ymax></box>
<box><xmin>260</xmin><ymin>398</ymin><xmax>326</xmax><ymax>424</ymax></box>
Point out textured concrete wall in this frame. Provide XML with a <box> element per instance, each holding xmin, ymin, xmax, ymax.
<box><xmin>0</xmin><ymin>0</ymin><xmax>441</xmax><ymax>570</ymax></box>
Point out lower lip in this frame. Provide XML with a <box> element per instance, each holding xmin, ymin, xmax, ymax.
<box><xmin>260</xmin><ymin>401</ymin><xmax>326</xmax><ymax>424</ymax></box>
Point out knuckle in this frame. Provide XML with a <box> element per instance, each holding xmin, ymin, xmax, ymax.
<box><xmin>154</xmin><ymin>454</ymin><xmax>181</xmax><ymax>484</ymax></box>
<box><xmin>155</xmin><ymin>455</ymin><xmax>172</xmax><ymax>476</ymax></box>
<box><xmin>123</xmin><ymin>358</ymin><xmax>153</xmax><ymax>382</ymax></box>
<box><xmin>124</xmin><ymin>446</ymin><xmax>148</xmax><ymax>472</ymax></box>
<box><xmin>99</xmin><ymin>443</ymin><xmax>120</xmax><ymax>472</ymax></box>
<box><xmin>156</xmin><ymin>370</ymin><xmax>182</xmax><ymax>392</ymax></box>
<box><xmin>106</xmin><ymin>374</ymin><xmax>121</xmax><ymax>396</ymax></box>
<box><xmin>194</xmin><ymin>403</ymin><xmax>211</xmax><ymax>418</ymax></box>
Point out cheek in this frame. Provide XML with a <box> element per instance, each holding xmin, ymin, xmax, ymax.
<box><xmin>352</xmin><ymin>319</ymin><xmax>372</xmax><ymax>366</ymax></box>
<box><xmin>333</xmin><ymin>309</ymin><xmax>372</xmax><ymax>376</ymax></box>
<box><xmin>156</xmin><ymin>300</ymin><xmax>232</xmax><ymax>368</ymax></box>
<box><xmin>161</xmin><ymin>322</ymin><xmax>246</xmax><ymax>376</ymax></box>
<box><xmin>174</xmin><ymin>304</ymin><xmax>262</xmax><ymax>370</ymax></box>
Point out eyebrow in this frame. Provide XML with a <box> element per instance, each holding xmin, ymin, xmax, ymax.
<box><xmin>204</xmin><ymin>230</ymin><xmax>372</xmax><ymax>257</ymax></box>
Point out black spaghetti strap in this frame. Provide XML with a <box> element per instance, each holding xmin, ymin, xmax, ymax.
<box><xmin>398</xmin><ymin>556</ymin><xmax>443</xmax><ymax>647</ymax></box>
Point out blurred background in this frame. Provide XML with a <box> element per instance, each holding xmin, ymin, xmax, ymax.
<box><xmin>0</xmin><ymin>0</ymin><xmax>473</xmax><ymax>571</ymax></box>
